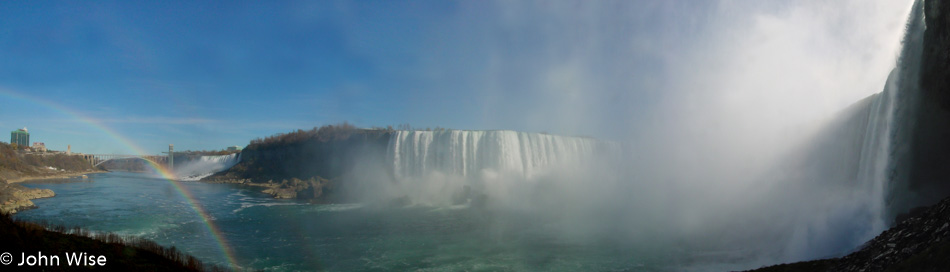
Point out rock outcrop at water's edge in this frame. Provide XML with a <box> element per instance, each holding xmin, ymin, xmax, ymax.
<box><xmin>0</xmin><ymin>182</ymin><xmax>55</xmax><ymax>214</ymax></box>
<box><xmin>205</xmin><ymin>177</ymin><xmax>338</xmax><ymax>201</ymax></box>
<box><xmin>259</xmin><ymin>177</ymin><xmax>335</xmax><ymax>200</ymax></box>
<box><xmin>749</xmin><ymin>196</ymin><xmax>950</xmax><ymax>271</ymax></box>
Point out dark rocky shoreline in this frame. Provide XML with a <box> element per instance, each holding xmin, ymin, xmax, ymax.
<box><xmin>749</xmin><ymin>196</ymin><xmax>950</xmax><ymax>271</ymax></box>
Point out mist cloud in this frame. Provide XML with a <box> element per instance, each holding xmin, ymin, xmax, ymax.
<box><xmin>292</xmin><ymin>0</ymin><xmax>918</xmax><ymax>267</ymax></box>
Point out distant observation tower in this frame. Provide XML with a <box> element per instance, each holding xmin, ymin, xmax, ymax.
<box><xmin>168</xmin><ymin>144</ymin><xmax>174</xmax><ymax>170</ymax></box>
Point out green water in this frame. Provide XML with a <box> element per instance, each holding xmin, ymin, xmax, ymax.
<box><xmin>14</xmin><ymin>172</ymin><xmax>746</xmax><ymax>271</ymax></box>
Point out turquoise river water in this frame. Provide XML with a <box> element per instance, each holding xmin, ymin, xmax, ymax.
<box><xmin>14</xmin><ymin>172</ymin><xmax>748</xmax><ymax>271</ymax></box>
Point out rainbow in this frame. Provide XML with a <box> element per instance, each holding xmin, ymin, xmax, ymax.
<box><xmin>0</xmin><ymin>89</ymin><xmax>240</xmax><ymax>269</ymax></box>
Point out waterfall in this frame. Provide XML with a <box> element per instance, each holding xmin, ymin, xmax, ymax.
<box><xmin>387</xmin><ymin>130</ymin><xmax>605</xmax><ymax>180</ymax></box>
<box><xmin>880</xmin><ymin>0</ymin><xmax>929</xmax><ymax>220</ymax></box>
<box><xmin>373</xmin><ymin>130</ymin><xmax>618</xmax><ymax>205</ymax></box>
<box><xmin>859</xmin><ymin>0</ymin><xmax>924</xmax><ymax>226</ymax></box>
<box><xmin>776</xmin><ymin>0</ymin><xmax>926</xmax><ymax>260</ymax></box>
<box><xmin>175</xmin><ymin>153</ymin><xmax>242</xmax><ymax>181</ymax></box>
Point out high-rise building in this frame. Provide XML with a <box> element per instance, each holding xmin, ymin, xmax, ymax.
<box><xmin>10</xmin><ymin>128</ymin><xmax>29</xmax><ymax>147</ymax></box>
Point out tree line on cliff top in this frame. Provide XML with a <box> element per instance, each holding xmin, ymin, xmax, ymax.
<box><xmin>0</xmin><ymin>142</ymin><xmax>97</xmax><ymax>175</ymax></box>
<box><xmin>247</xmin><ymin>122</ymin><xmax>394</xmax><ymax>149</ymax></box>
<box><xmin>245</xmin><ymin>122</ymin><xmax>460</xmax><ymax>150</ymax></box>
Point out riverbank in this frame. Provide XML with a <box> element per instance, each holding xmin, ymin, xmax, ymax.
<box><xmin>4</xmin><ymin>169</ymin><xmax>108</xmax><ymax>183</ymax></box>
<box><xmin>1</xmin><ymin>206</ymin><xmax>224</xmax><ymax>271</ymax></box>
<box><xmin>0</xmin><ymin>182</ymin><xmax>54</xmax><ymax>214</ymax></box>
<box><xmin>0</xmin><ymin>170</ymin><xmax>107</xmax><ymax>214</ymax></box>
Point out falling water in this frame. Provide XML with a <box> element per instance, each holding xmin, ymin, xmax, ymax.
<box><xmin>774</xmin><ymin>0</ymin><xmax>925</xmax><ymax>261</ymax></box>
<box><xmin>175</xmin><ymin>153</ymin><xmax>242</xmax><ymax>181</ymax></box>
<box><xmin>387</xmin><ymin>130</ymin><xmax>606</xmax><ymax>180</ymax></box>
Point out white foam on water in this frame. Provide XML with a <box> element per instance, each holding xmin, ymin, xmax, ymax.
<box><xmin>175</xmin><ymin>153</ymin><xmax>241</xmax><ymax>181</ymax></box>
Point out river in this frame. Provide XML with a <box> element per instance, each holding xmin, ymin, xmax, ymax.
<box><xmin>12</xmin><ymin>172</ymin><xmax>726</xmax><ymax>271</ymax></box>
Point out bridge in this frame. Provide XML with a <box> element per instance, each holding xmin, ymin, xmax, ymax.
<box><xmin>79</xmin><ymin>154</ymin><xmax>169</xmax><ymax>167</ymax></box>
<box><xmin>77</xmin><ymin>144</ymin><xmax>176</xmax><ymax>168</ymax></box>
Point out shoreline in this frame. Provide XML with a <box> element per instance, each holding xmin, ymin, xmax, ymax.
<box><xmin>1</xmin><ymin>170</ymin><xmax>108</xmax><ymax>214</ymax></box>
<box><xmin>6</xmin><ymin>170</ymin><xmax>109</xmax><ymax>184</ymax></box>
<box><xmin>200</xmin><ymin>178</ymin><xmax>288</xmax><ymax>197</ymax></box>
<box><xmin>0</xmin><ymin>183</ymin><xmax>55</xmax><ymax>214</ymax></box>
<box><xmin>200</xmin><ymin>177</ymin><xmax>330</xmax><ymax>201</ymax></box>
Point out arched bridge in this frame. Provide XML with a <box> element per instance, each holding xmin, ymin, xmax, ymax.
<box><xmin>80</xmin><ymin>154</ymin><xmax>169</xmax><ymax>167</ymax></box>
<box><xmin>76</xmin><ymin>145</ymin><xmax>176</xmax><ymax>169</ymax></box>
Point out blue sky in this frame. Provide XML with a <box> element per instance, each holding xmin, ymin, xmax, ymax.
<box><xmin>1</xmin><ymin>0</ymin><xmax>911</xmax><ymax>154</ymax></box>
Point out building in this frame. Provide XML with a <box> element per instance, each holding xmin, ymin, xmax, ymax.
<box><xmin>32</xmin><ymin>142</ymin><xmax>47</xmax><ymax>152</ymax></box>
<box><xmin>227</xmin><ymin>145</ymin><xmax>243</xmax><ymax>152</ymax></box>
<box><xmin>10</xmin><ymin>128</ymin><xmax>29</xmax><ymax>148</ymax></box>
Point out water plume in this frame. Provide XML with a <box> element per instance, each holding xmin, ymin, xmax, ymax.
<box><xmin>175</xmin><ymin>154</ymin><xmax>242</xmax><ymax>181</ymax></box>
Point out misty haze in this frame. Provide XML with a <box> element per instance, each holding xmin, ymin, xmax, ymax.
<box><xmin>3</xmin><ymin>0</ymin><xmax>950</xmax><ymax>271</ymax></box>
